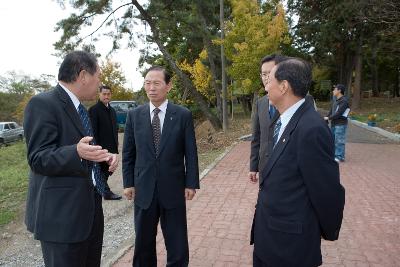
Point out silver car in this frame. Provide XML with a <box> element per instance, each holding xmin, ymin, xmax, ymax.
<box><xmin>0</xmin><ymin>122</ymin><xmax>24</xmax><ymax>147</ymax></box>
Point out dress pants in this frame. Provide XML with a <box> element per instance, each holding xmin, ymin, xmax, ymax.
<box><xmin>40</xmin><ymin>190</ymin><xmax>104</xmax><ymax>267</ymax></box>
<box><xmin>133</xmin><ymin>188</ymin><xmax>189</xmax><ymax>267</ymax></box>
<box><xmin>253</xmin><ymin>251</ymin><xmax>269</xmax><ymax>267</ymax></box>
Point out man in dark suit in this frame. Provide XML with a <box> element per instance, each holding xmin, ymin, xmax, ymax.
<box><xmin>89</xmin><ymin>85</ymin><xmax>122</xmax><ymax>200</ymax></box>
<box><xmin>24</xmin><ymin>51</ymin><xmax>118</xmax><ymax>267</ymax></box>
<box><xmin>249</xmin><ymin>54</ymin><xmax>286</xmax><ymax>184</ymax></box>
<box><xmin>252</xmin><ymin>58</ymin><xmax>345</xmax><ymax>267</ymax></box>
<box><xmin>122</xmin><ymin>66</ymin><xmax>199</xmax><ymax>266</ymax></box>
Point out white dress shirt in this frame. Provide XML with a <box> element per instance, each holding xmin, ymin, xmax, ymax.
<box><xmin>149</xmin><ymin>100</ymin><xmax>168</xmax><ymax>133</ymax></box>
<box><xmin>276</xmin><ymin>98</ymin><xmax>305</xmax><ymax>142</ymax></box>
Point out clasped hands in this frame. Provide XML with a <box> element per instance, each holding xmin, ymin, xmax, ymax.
<box><xmin>123</xmin><ymin>188</ymin><xmax>196</xmax><ymax>201</ymax></box>
<box><xmin>77</xmin><ymin>136</ymin><xmax>119</xmax><ymax>172</ymax></box>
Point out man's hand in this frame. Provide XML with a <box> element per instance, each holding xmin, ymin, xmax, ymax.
<box><xmin>249</xmin><ymin>171</ymin><xmax>258</xmax><ymax>184</ymax></box>
<box><xmin>185</xmin><ymin>188</ymin><xmax>196</xmax><ymax>200</ymax></box>
<box><xmin>77</xmin><ymin>136</ymin><xmax>109</xmax><ymax>162</ymax></box>
<box><xmin>124</xmin><ymin>187</ymin><xmax>135</xmax><ymax>200</ymax></box>
<box><xmin>107</xmin><ymin>153</ymin><xmax>119</xmax><ymax>172</ymax></box>
<box><xmin>323</xmin><ymin>116</ymin><xmax>329</xmax><ymax>120</ymax></box>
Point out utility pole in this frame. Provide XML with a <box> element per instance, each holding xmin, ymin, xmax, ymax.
<box><xmin>220</xmin><ymin>0</ymin><xmax>228</xmax><ymax>132</ymax></box>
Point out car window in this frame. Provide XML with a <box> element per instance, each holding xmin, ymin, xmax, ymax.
<box><xmin>0</xmin><ymin>124</ymin><xmax>3</xmax><ymax>131</ymax></box>
<box><xmin>110</xmin><ymin>102</ymin><xmax>136</xmax><ymax>112</ymax></box>
<box><xmin>4</xmin><ymin>124</ymin><xmax>10</xmax><ymax>130</ymax></box>
<box><xmin>10</xmin><ymin>123</ymin><xmax>16</xmax><ymax>129</ymax></box>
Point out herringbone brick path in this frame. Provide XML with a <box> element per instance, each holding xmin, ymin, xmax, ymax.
<box><xmin>114</xmin><ymin>141</ymin><xmax>400</xmax><ymax>267</ymax></box>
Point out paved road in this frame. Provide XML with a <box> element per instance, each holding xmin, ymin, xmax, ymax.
<box><xmin>113</xmin><ymin>123</ymin><xmax>400</xmax><ymax>266</ymax></box>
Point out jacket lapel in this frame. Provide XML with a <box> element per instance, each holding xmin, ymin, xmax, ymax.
<box><xmin>56</xmin><ymin>85</ymin><xmax>86</xmax><ymax>136</ymax></box>
<box><xmin>158</xmin><ymin>102</ymin><xmax>176</xmax><ymax>156</ymax></box>
<box><xmin>260</xmin><ymin>101</ymin><xmax>310</xmax><ymax>185</ymax></box>
<box><xmin>140</xmin><ymin>104</ymin><xmax>156</xmax><ymax>154</ymax></box>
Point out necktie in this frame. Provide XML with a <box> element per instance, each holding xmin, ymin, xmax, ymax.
<box><xmin>77</xmin><ymin>104</ymin><xmax>106</xmax><ymax>195</ymax></box>
<box><xmin>152</xmin><ymin>108</ymin><xmax>161</xmax><ymax>156</ymax></box>
<box><xmin>273</xmin><ymin>117</ymin><xmax>282</xmax><ymax>148</ymax></box>
<box><xmin>269</xmin><ymin>104</ymin><xmax>276</xmax><ymax>119</ymax></box>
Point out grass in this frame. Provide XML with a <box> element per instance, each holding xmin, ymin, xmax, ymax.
<box><xmin>0</xmin><ymin>111</ymin><xmax>251</xmax><ymax>229</ymax></box>
<box><xmin>316</xmin><ymin>97</ymin><xmax>400</xmax><ymax>133</ymax></box>
<box><xmin>0</xmin><ymin>141</ymin><xmax>29</xmax><ymax>226</ymax></box>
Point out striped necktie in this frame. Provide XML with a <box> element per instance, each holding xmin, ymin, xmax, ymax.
<box><xmin>152</xmin><ymin>107</ymin><xmax>161</xmax><ymax>156</ymax></box>
<box><xmin>78</xmin><ymin>104</ymin><xmax>106</xmax><ymax>195</ymax></box>
<box><xmin>273</xmin><ymin>117</ymin><xmax>282</xmax><ymax>148</ymax></box>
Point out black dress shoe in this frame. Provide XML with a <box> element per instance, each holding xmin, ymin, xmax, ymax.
<box><xmin>103</xmin><ymin>192</ymin><xmax>122</xmax><ymax>200</ymax></box>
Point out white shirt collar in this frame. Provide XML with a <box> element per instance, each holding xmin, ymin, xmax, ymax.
<box><xmin>59</xmin><ymin>83</ymin><xmax>80</xmax><ymax>110</ymax></box>
<box><xmin>149</xmin><ymin>99</ymin><xmax>168</xmax><ymax>114</ymax></box>
<box><xmin>277</xmin><ymin>98</ymin><xmax>305</xmax><ymax>141</ymax></box>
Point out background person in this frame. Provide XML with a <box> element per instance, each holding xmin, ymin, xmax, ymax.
<box><xmin>324</xmin><ymin>84</ymin><xmax>350</xmax><ymax>162</ymax></box>
<box><xmin>249</xmin><ymin>54</ymin><xmax>287</xmax><ymax>184</ymax></box>
<box><xmin>122</xmin><ymin>66</ymin><xmax>199</xmax><ymax>266</ymax></box>
<box><xmin>89</xmin><ymin>85</ymin><xmax>122</xmax><ymax>200</ymax></box>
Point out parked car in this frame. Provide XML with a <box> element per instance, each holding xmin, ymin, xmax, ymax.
<box><xmin>109</xmin><ymin>101</ymin><xmax>138</xmax><ymax>128</ymax></box>
<box><xmin>0</xmin><ymin>122</ymin><xmax>24</xmax><ymax>147</ymax></box>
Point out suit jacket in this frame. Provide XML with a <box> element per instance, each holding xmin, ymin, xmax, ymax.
<box><xmin>89</xmin><ymin>100</ymin><xmax>119</xmax><ymax>172</ymax></box>
<box><xmin>24</xmin><ymin>85</ymin><xmax>95</xmax><ymax>243</ymax></box>
<box><xmin>253</xmin><ymin>100</ymin><xmax>345</xmax><ymax>267</ymax></box>
<box><xmin>250</xmin><ymin>95</ymin><xmax>274</xmax><ymax>176</ymax></box>
<box><xmin>122</xmin><ymin>102</ymin><xmax>199</xmax><ymax>209</ymax></box>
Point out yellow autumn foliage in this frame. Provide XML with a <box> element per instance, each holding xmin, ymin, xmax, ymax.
<box><xmin>178</xmin><ymin>49</ymin><xmax>214</xmax><ymax>102</ymax></box>
<box><xmin>222</xmin><ymin>0</ymin><xmax>289</xmax><ymax>95</ymax></box>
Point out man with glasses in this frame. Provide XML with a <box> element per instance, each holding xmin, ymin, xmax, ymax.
<box><xmin>249</xmin><ymin>54</ymin><xmax>287</xmax><ymax>184</ymax></box>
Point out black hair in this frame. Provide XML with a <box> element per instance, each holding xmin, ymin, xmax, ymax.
<box><xmin>260</xmin><ymin>54</ymin><xmax>287</xmax><ymax>70</ymax></box>
<box><xmin>274</xmin><ymin>58</ymin><xmax>312</xmax><ymax>98</ymax></box>
<box><xmin>99</xmin><ymin>85</ymin><xmax>112</xmax><ymax>93</ymax></box>
<box><xmin>146</xmin><ymin>66</ymin><xmax>171</xmax><ymax>84</ymax></box>
<box><xmin>58</xmin><ymin>51</ymin><xmax>98</xmax><ymax>83</ymax></box>
<box><xmin>334</xmin><ymin>84</ymin><xmax>346</xmax><ymax>95</ymax></box>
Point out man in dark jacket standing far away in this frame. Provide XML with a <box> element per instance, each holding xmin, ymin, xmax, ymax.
<box><xmin>89</xmin><ymin>85</ymin><xmax>122</xmax><ymax>200</ymax></box>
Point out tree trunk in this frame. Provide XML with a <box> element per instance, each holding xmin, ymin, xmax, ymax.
<box><xmin>132</xmin><ymin>0</ymin><xmax>222</xmax><ymax>130</ymax></box>
<box><xmin>352</xmin><ymin>43</ymin><xmax>362</xmax><ymax>110</ymax></box>
<box><xmin>343</xmin><ymin>51</ymin><xmax>355</xmax><ymax>101</ymax></box>
<box><xmin>372</xmin><ymin>42</ymin><xmax>379</xmax><ymax>97</ymax></box>
<box><xmin>396</xmin><ymin>64</ymin><xmax>400</xmax><ymax>97</ymax></box>
<box><xmin>220</xmin><ymin>0</ymin><xmax>228</xmax><ymax>132</ymax></box>
<box><xmin>195</xmin><ymin>7</ymin><xmax>223</xmax><ymax>121</ymax></box>
<box><xmin>251</xmin><ymin>92</ymin><xmax>258</xmax><ymax>121</ymax></box>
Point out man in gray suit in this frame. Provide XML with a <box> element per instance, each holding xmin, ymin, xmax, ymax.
<box><xmin>249</xmin><ymin>54</ymin><xmax>286</xmax><ymax>184</ymax></box>
<box><xmin>122</xmin><ymin>66</ymin><xmax>199</xmax><ymax>266</ymax></box>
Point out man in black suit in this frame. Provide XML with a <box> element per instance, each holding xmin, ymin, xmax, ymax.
<box><xmin>249</xmin><ymin>54</ymin><xmax>286</xmax><ymax>184</ymax></box>
<box><xmin>89</xmin><ymin>85</ymin><xmax>122</xmax><ymax>200</ymax></box>
<box><xmin>252</xmin><ymin>58</ymin><xmax>345</xmax><ymax>267</ymax></box>
<box><xmin>122</xmin><ymin>66</ymin><xmax>199</xmax><ymax>266</ymax></box>
<box><xmin>24</xmin><ymin>51</ymin><xmax>118</xmax><ymax>267</ymax></box>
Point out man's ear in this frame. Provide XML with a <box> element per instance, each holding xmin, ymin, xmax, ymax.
<box><xmin>166</xmin><ymin>82</ymin><xmax>173</xmax><ymax>93</ymax></box>
<box><xmin>280</xmin><ymin>80</ymin><xmax>289</xmax><ymax>95</ymax></box>
<box><xmin>78</xmin><ymin>69</ymin><xmax>86</xmax><ymax>84</ymax></box>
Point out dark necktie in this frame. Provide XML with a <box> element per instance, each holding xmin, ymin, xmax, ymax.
<box><xmin>269</xmin><ymin>104</ymin><xmax>276</xmax><ymax>119</ymax></box>
<box><xmin>273</xmin><ymin>117</ymin><xmax>282</xmax><ymax>148</ymax></box>
<box><xmin>152</xmin><ymin>108</ymin><xmax>161</xmax><ymax>156</ymax></box>
<box><xmin>77</xmin><ymin>104</ymin><xmax>106</xmax><ymax>195</ymax></box>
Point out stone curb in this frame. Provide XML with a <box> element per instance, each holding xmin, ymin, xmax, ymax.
<box><xmin>349</xmin><ymin>119</ymin><xmax>400</xmax><ymax>142</ymax></box>
<box><xmin>107</xmin><ymin>142</ymin><xmax>238</xmax><ymax>266</ymax></box>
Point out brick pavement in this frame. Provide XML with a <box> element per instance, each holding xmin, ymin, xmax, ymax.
<box><xmin>113</xmin><ymin>141</ymin><xmax>400</xmax><ymax>267</ymax></box>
